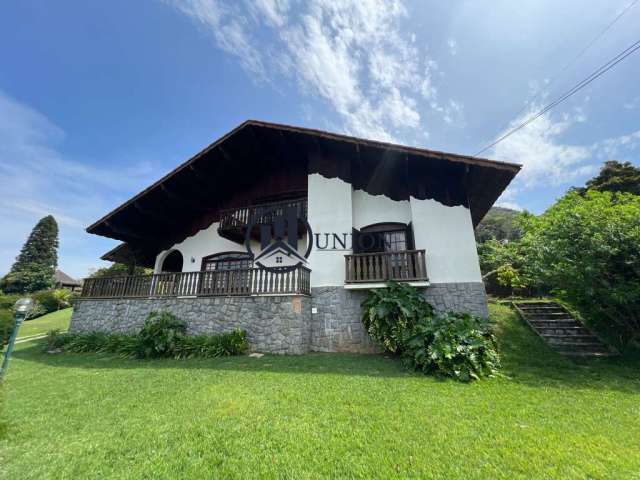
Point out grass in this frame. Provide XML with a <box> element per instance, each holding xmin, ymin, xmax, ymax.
<box><xmin>17</xmin><ymin>308</ymin><xmax>72</xmax><ymax>339</ymax></box>
<box><xmin>1</xmin><ymin>303</ymin><xmax>639</xmax><ymax>479</ymax></box>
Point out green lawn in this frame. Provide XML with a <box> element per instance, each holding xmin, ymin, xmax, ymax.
<box><xmin>17</xmin><ymin>308</ymin><xmax>72</xmax><ymax>339</ymax></box>
<box><xmin>1</xmin><ymin>303</ymin><xmax>639</xmax><ymax>479</ymax></box>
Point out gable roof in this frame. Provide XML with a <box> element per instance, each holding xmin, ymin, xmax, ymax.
<box><xmin>55</xmin><ymin>269</ymin><xmax>81</xmax><ymax>286</ymax></box>
<box><xmin>90</xmin><ymin>120</ymin><xmax>521</xmax><ymax>265</ymax></box>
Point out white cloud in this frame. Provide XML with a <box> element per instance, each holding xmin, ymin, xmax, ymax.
<box><xmin>623</xmin><ymin>96</ymin><xmax>640</xmax><ymax>110</ymax></box>
<box><xmin>170</xmin><ymin>0</ymin><xmax>265</xmax><ymax>77</ymax></box>
<box><xmin>495</xmin><ymin>201</ymin><xmax>523</xmax><ymax>211</ymax></box>
<box><xmin>594</xmin><ymin>129</ymin><xmax>640</xmax><ymax>159</ymax></box>
<box><xmin>491</xmin><ymin>100</ymin><xmax>640</xmax><ymax>209</ymax></box>
<box><xmin>447</xmin><ymin>38</ymin><xmax>457</xmax><ymax>56</ymax></box>
<box><xmin>249</xmin><ymin>0</ymin><xmax>290</xmax><ymax>27</ymax></box>
<box><xmin>491</xmin><ymin>104</ymin><xmax>593</xmax><ymax>188</ymax></box>
<box><xmin>0</xmin><ymin>91</ymin><xmax>157</xmax><ymax>277</ymax></box>
<box><xmin>167</xmin><ymin>0</ymin><xmax>461</xmax><ymax>143</ymax></box>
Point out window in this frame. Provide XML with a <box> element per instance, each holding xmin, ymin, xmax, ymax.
<box><xmin>355</xmin><ymin>223</ymin><xmax>413</xmax><ymax>253</ymax></box>
<box><xmin>200</xmin><ymin>252</ymin><xmax>253</xmax><ymax>294</ymax></box>
<box><xmin>201</xmin><ymin>252</ymin><xmax>252</xmax><ymax>271</ymax></box>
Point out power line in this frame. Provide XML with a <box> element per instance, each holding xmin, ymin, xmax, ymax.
<box><xmin>474</xmin><ymin>38</ymin><xmax>640</xmax><ymax>157</ymax></box>
<box><xmin>492</xmin><ymin>0</ymin><xmax>639</xmax><ymax>137</ymax></box>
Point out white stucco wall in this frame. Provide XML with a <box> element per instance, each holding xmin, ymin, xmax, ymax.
<box><xmin>409</xmin><ymin>197</ymin><xmax>482</xmax><ymax>283</ymax></box>
<box><xmin>154</xmin><ymin>222</ymin><xmax>243</xmax><ymax>273</ymax></box>
<box><xmin>352</xmin><ymin>189</ymin><xmax>412</xmax><ymax>229</ymax></box>
<box><xmin>154</xmin><ymin>176</ymin><xmax>482</xmax><ymax>287</ymax></box>
<box><xmin>155</xmin><ymin>223</ymin><xmax>309</xmax><ymax>274</ymax></box>
<box><xmin>307</xmin><ymin>174</ymin><xmax>353</xmax><ymax>287</ymax></box>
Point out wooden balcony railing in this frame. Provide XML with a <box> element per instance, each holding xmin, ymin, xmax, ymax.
<box><xmin>219</xmin><ymin>197</ymin><xmax>307</xmax><ymax>231</ymax></box>
<box><xmin>80</xmin><ymin>266</ymin><xmax>311</xmax><ymax>299</ymax></box>
<box><xmin>344</xmin><ymin>250</ymin><xmax>428</xmax><ymax>283</ymax></box>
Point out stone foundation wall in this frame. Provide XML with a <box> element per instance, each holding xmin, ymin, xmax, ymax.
<box><xmin>423</xmin><ymin>282</ymin><xmax>489</xmax><ymax>318</ymax></box>
<box><xmin>70</xmin><ymin>281</ymin><xmax>487</xmax><ymax>354</ymax></box>
<box><xmin>70</xmin><ymin>295</ymin><xmax>311</xmax><ymax>355</ymax></box>
<box><xmin>310</xmin><ymin>287</ymin><xmax>378</xmax><ymax>353</ymax></box>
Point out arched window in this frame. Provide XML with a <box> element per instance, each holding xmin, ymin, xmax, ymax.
<box><xmin>161</xmin><ymin>250</ymin><xmax>183</xmax><ymax>273</ymax></box>
<box><xmin>201</xmin><ymin>252</ymin><xmax>253</xmax><ymax>271</ymax></box>
<box><xmin>354</xmin><ymin>222</ymin><xmax>414</xmax><ymax>253</ymax></box>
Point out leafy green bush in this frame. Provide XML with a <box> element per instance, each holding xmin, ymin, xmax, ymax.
<box><xmin>44</xmin><ymin>310</ymin><xmax>248</xmax><ymax>360</ymax></box>
<box><xmin>30</xmin><ymin>291</ymin><xmax>56</xmax><ymax>315</ymax></box>
<box><xmin>25</xmin><ymin>300</ymin><xmax>46</xmax><ymax>320</ymax></box>
<box><xmin>362</xmin><ymin>284</ymin><xmax>500</xmax><ymax>382</ymax></box>
<box><xmin>136</xmin><ymin>311</ymin><xmax>188</xmax><ymax>358</ymax></box>
<box><xmin>520</xmin><ymin>190</ymin><xmax>640</xmax><ymax>346</ymax></box>
<box><xmin>1</xmin><ymin>309</ymin><xmax>15</xmax><ymax>346</ymax></box>
<box><xmin>403</xmin><ymin>312</ymin><xmax>500</xmax><ymax>382</ymax></box>
<box><xmin>361</xmin><ymin>281</ymin><xmax>434</xmax><ymax>353</ymax></box>
<box><xmin>0</xmin><ymin>293</ymin><xmax>21</xmax><ymax>310</ymax></box>
<box><xmin>173</xmin><ymin>329</ymin><xmax>248</xmax><ymax>358</ymax></box>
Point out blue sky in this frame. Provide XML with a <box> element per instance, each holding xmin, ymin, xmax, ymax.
<box><xmin>1</xmin><ymin>0</ymin><xmax>639</xmax><ymax>279</ymax></box>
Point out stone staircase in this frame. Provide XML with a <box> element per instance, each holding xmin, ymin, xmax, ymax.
<box><xmin>513</xmin><ymin>301</ymin><xmax>615</xmax><ymax>357</ymax></box>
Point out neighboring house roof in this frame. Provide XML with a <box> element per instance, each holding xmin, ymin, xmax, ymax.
<box><xmin>55</xmin><ymin>269</ymin><xmax>81</xmax><ymax>286</ymax></box>
<box><xmin>89</xmin><ymin>120</ymin><xmax>521</xmax><ymax>267</ymax></box>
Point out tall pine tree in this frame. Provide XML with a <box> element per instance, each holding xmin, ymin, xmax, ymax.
<box><xmin>1</xmin><ymin>215</ymin><xmax>59</xmax><ymax>293</ymax></box>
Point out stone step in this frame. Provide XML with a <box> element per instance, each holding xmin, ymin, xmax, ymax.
<box><xmin>543</xmin><ymin>334</ymin><xmax>601</xmax><ymax>344</ymax></box>
<box><xmin>519</xmin><ymin>309</ymin><xmax>567</xmax><ymax>316</ymax></box>
<box><xmin>513</xmin><ymin>301</ymin><xmax>615</xmax><ymax>358</ymax></box>
<box><xmin>555</xmin><ymin>350</ymin><xmax>615</xmax><ymax>357</ymax></box>
<box><xmin>550</xmin><ymin>341</ymin><xmax>610</xmax><ymax>353</ymax></box>
<box><xmin>536</xmin><ymin>326</ymin><xmax>591</xmax><ymax>336</ymax></box>
<box><xmin>516</xmin><ymin>302</ymin><xmax>562</xmax><ymax>307</ymax></box>
<box><xmin>529</xmin><ymin>319</ymin><xmax>581</xmax><ymax>329</ymax></box>
<box><xmin>517</xmin><ymin>305</ymin><xmax>564</xmax><ymax>311</ymax></box>
<box><xmin>522</xmin><ymin>312</ymin><xmax>573</xmax><ymax>320</ymax></box>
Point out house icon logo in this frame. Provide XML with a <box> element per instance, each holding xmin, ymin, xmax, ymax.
<box><xmin>245</xmin><ymin>204</ymin><xmax>312</xmax><ymax>272</ymax></box>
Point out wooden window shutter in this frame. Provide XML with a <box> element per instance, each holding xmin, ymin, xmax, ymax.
<box><xmin>406</xmin><ymin>222</ymin><xmax>416</xmax><ymax>250</ymax></box>
<box><xmin>352</xmin><ymin>228</ymin><xmax>362</xmax><ymax>253</ymax></box>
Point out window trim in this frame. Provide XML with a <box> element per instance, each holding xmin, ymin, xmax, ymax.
<box><xmin>354</xmin><ymin>222</ymin><xmax>414</xmax><ymax>253</ymax></box>
<box><xmin>200</xmin><ymin>251</ymin><xmax>253</xmax><ymax>271</ymax></box>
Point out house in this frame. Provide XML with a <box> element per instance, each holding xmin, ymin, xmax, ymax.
<box><xmin>54</xmin><ymin>269</ymin><xmax>82</xmax><ymax>292</ymax></box>
<box><xmin>71</xmin><ymin>121</ymin><xmax>520</xmax><ymax>353</ymax></box>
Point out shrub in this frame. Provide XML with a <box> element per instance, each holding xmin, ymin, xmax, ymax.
<box><xmin>1</xmin><ymin>309</ymin><xmax>15</xmax><ymax>346</ymax></box>
<box><xmin>173</xmin><ymin>329</ymin><xmax>248</xmax><ymax>358</ymax></box>
<box><xmin>403</xmin><ymin>312</ymin><xmax>500</xmax><ymax>382</ymax></box>
<box><xmin>0</xmin><ymin>293</ymin><xmax>21</xmax><ymax>310</ymax></box>
<box><xmin>44</xmin><ymin>328</ymin><xmax>247</xmax><ymax>359</ymax></box>
<box><xmin>520</xmin><ymin>190</ymin><xmax>640</xmax><ymax>346</ymax></box>
<box><xmin>25</xmin><ymin>300</ymin><xmax>46</xmax><ymax>320</ymax></box>
<box><xmin>45</xmin><ymin>329</ymin><xmax>69</xmax><ymax>350</ymax></box>
<box><xmin>361</xmin><ymin>284</ymin><xmax>501</xmax><ymax>382</ymax></box>
<box><xmin>51</xmin><ymin>289</ymin><xmax>73</xmax><ymax>310</ymax></box>
<box><xmin>31</xmin><ymin>290</ymin><xmax>60</xmax><ymax>315</ymax></box>
<box><xmin>136</xmin><ymin>311</ymin><xmax>187</xmax><ymax>358</ymax></box>
<box><xmin>361</xmin><ymin>281</ymin><xmax>434</xmax><ymax>353</ymax></box>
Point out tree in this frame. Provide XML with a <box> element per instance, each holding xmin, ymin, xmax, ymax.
<box><xmin>477</xmin><ymin>237</ymin><xmax>534</xmax><ymax>296</ymax></box>
<box><xmin>0</xmin><ymin>215</ymin><xmax>59</xmax><ymax>293</ymax></box>
<box><xmin>89</xmin><ymin>263</ymin><xmax>152</xmax><ymax>278</ymax></box>
<box><xmin>584</xmin><ymin>160</ymin><xmax>640</xmax><ymax>196</ymax></box>
<box><xmin>520</xmin><ymin>190</ymin><xmax>640</xmax><ymax>347</ymax></box>
<box><xmin>475</xmin><ymin>207</ymin><xmax>522</xmax><ymax>244</ymax></box>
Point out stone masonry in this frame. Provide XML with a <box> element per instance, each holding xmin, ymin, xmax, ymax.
<box><xmin>70</xmin><ymin>282</ymin><xmax>488</xmax><ymax>354</ymax></box>
<box><xmin>310</xmin><ymin>287</ymin><xmax>379</xmax><ymax>353</ymax></box>
<box><xmin>422</xmin><ymin>282</ymin><xmax>489</xmax><ymax>318</ymax></box>
<box><xmin>71</xmin><ymin>295</ymin><xmax>311</xmax><ymax>354</ymax></box>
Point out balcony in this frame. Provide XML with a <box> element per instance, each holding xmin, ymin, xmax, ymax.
<box><xmin>218</xmin><ymin>197</ymin><xmax>308</xmax><ymax>243</ymax></box>
<box><xmin>344</xmin><ymin>250</ymin><xmax>428</xmax><ymax>286</ymax></box>
<box><xmin>80</xmin><ymin>265</ymin><xmax>311</xmax><ymax>299</ymax></box>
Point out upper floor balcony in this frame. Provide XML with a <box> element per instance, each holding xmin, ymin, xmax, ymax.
<box><xmin>218</xmin><ymin>197</ymin><xmax>308</xmax><ymax>244</ymax></box>
<box><xmin>344</xmin><ymin>249</ymin><xmax>428</xmax><ymax>286</ymax></box>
